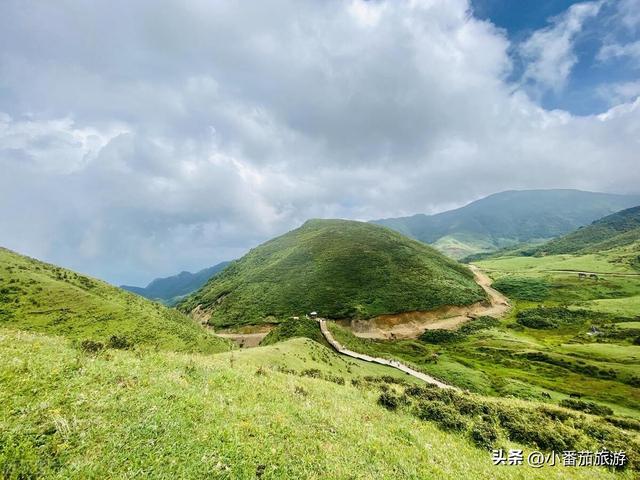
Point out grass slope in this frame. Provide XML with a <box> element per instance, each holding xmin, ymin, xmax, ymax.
<box><xmin>0</xmin><ymin>247</ymin><xmax>230</xmax><ymax>354</ymax></box>
<box><xmin>260</xmin><ymin>317</ymin><xmax>329</xmax><ymax>347</ymax></box>
<box><xmin>373</xmin><ymin>189</ymin><xmax>640</xmax><ymax>259</ymax></box>
<box><xmin>180</xmin><ymin>219</ymin><xmax>485</xmax><ymax>328</ymax></box>
<box><xmin>1</xmin><ymin>329</ymin><xmax>633</xmax><ymax>479</ymax></box>
<box><xmin>529</xmin><ymin>206</ymin><xmax>640</xmax><ymax>256</ymax></box>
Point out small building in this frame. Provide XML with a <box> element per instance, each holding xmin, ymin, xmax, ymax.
<box><xmin>310</xmin><ymin>311</ymin><xmax>318</xmax><ymax>319</ymax></box>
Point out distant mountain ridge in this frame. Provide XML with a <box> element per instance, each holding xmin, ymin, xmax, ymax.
<box><xmin>529</xmin><ymin>205</ymin><xmax>640</xmax><ymax>256</ymax></box>
<box><xmin>371</xmin><ymin>189</ymin><xmax>640</xmax><ymax>258</ymax></box>
<box><xmin>122</xmin><ymin>262</ymin><xmax>230</xmax><ymax>305</ymax></box>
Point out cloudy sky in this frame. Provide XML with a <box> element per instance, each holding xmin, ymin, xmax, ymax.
<box><xmin>1</xmin><ymin>0</ymin><xmax>639</xmax><ymax>285</ymax></box>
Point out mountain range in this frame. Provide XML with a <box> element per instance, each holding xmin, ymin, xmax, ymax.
<box><xmin>372</xmin><ymin>189</ymin><xmax>640</xmax><ymax>259</ymax></box>
<box><xmin>121</xmin><ymin>262</ymin><xmax>230</xmax><ymax>305</ymax></box>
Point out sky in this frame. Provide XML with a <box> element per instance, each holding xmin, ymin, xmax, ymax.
<box><xmin>1</xmin><ymin>0</ymin><xmax>639</xmax><ymax>286</ymax></box>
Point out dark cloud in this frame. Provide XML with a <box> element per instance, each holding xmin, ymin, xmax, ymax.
<box><xmin>0</xmin><ymin>0</ymin><xmax>638</xmax><ymax>284</ymax></box>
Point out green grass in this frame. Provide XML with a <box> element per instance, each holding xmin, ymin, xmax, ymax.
<box><xmin>580</xmin><ymin>296</ymin><xmax>640</xmax><ymax>317</ymax></box>
<box><xmin>260</xmin><ymin>317</ymin><xmax>329</xmax><ymax>347</ymax></box>
<box><xmin>0</xmin><ymin>247</ymin><xmax>231</xmax><ymax>354</ymax></box>
<box><xmin>475</xmin><ymin>252</ymin><xmax>638</xmax><ymax>274</ymax></box>
<box><xmin>1</xmin><ymin>328</ymin><xmax>635</xmax><ymax>479</ymax></box>
<box><xmin>179</xmin><ymin>219</ymin><xmax>485</xmax><ymax>328</ymax></box>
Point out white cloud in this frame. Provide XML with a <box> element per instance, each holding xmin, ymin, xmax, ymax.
<box><xmin>617</xmin><ymin>0</ymin><xmax>640</xmax><ymax>30</ymax></box>
<box><xmin>520</xmin><ymin>1</ymin><xmax>603</xmax><ymax>93</ymax></box>
<box><xmin>598</xmin><ymin>40</ymin><xmax>640</xmax><ymax>64</ymax></box>
<box><xmin>0</xmin><ymin>0</ymin><xmax>638</xmax><ymax>284</ymax></box>
<box><xmin>597</xmin><ymin>80</ymin><xmax>640</xmax><ymax>105</ymax></box>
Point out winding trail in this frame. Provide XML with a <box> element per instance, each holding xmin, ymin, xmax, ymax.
<box><xmin>342</xmin><ymin>265</ymin><xmax>511</xmax><ymax>339</ymax></box>
<box><xmin>318</xmin><ymin>318</ymin><xmax>459</xmax><ymax>390</ymax></box>
<box><xmin>316</xmin><ymin>265</ymin><xmax>512</xmax><ymax>388</ymax></box>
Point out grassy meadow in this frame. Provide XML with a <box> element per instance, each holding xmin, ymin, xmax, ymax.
<box><xmin>2</xmin><ymin>329</ymin><xmax>636</xmax><ymax>479</ymax></box>
<box><xmin>0</xmin><ymin>248</ymin><xmax>231</xmax><ymax>354</ymax></box>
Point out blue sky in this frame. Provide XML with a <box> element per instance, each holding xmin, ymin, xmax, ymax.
<box><xmin>473</xmin><ymin>0</ymin><xmax>640</xmax><ymax>114</ymax></box>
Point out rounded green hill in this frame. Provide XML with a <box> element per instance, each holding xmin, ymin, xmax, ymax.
<box><xmin>179</xmin><ymin>219</ymin><xmax>486</xmax><ymax>327</ymax></box>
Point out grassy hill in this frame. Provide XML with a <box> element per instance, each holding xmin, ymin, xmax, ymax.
<box><xmin>528</xmin><ymin>206</ymin><xmax>640</xmax><ymax>257</ymax></box>
<box><xmin>121</xmin><ymin>261</ymin><xmax>231</xmax><ymax>306</ymax></box>
<box><xmin>1</xmin><ymin>329</ymin><xmax>635</xmax><ymax>479</ymax></box>
<box><xmin>372</xmin><ymin>189</ymin><xmax>640</xmax><ymax>258</ymax></box>
<box><xmin>0</xmin><ymin>247</ymin><xmax>231</xmax><ymax>354</ymax></box>
<box><xmin>178</xmin><ymin>219</ymin><xmax>485</xmax><ymax>328</ymax></box>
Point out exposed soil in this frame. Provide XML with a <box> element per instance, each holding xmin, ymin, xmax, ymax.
<box><xmin>338</xmin><ymin>265</ymin><xmax>510</xmax><ymax>339</ymax></box>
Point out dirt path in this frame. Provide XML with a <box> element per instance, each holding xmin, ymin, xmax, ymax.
<box><xmin>319</xmin><ymin>319</ymin><xmax>458</xmax><ymax>390</ymax></box>
<box><xmin>341</xmin><ymin>265</ymin><xmax>510</xmax><ymax>339</ymax></box>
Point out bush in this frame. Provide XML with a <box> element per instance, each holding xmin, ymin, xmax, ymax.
<box><xmin>492</xmin><ymin>277</ymin><xmax>549</xmax><ymax>301</ymax></box>
<box><xmin>605</xmin><ymin>416</ymin><xmax>640</xmax><ymax>432</ymax></box>
<box><xmin>107</xmin><ymin>335</ymin><xmax>132</xmax><ymax>350</ymax></box>
<box><xmin>516</xmin><ymin>307</ymin><xmax>598</xmax><ymax>329</ymax></box>
<box><xmin>415</xmin><ymin>401</ymin><xmax>467</xmax><ymax>431</ymax></box>
<box><xmin>80</xmin><ymin>339</ymin><xmax>104</xmax><ymax>354</ymax></box>
<box><xmin>496</xmin><ymin>406</ymin><xmax>579</xmax><ymax>451</ymax></box>
<box><xmin>378</xmin><ymin>392</ymin><xmax>400</xmax><ymax>411</ymax></box>
<box><xmin>419</xmin><ymin>329</ymin><xmax>460</xmax><ymax>344</ymax></box>
<box><xmin>470</xmin><ymin>419</ymin><xmax>499</xmax><ymax>450</ymax></box>
<box><xmin>559</xmin><ymin>399</ymin><xmax>614</xmax><ymax>416</ymax></box>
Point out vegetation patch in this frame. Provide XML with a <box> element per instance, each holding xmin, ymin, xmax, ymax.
<box><xmin>420</xmin><ymin>316</ymin><xmax>500</xmax><ymax>344</ymax></box>
<box><xmin>178</xmin><ymin>219</ymin><xmax>485</xmax><ymax>327</ymax></box>
<box><xmin>260</xmin><ymin>317</ymin><xmax>328</xmax><ymax>347</ymax></box>
<box><xmin>560</xmin><ymin>399</ymin><xmax>614</xmax><ymax>417</ymax></box>
<box><xmin>491</xmin><ymin>277</ymin><xmax>550</xmax><ymax>301</ymax></box>
<box><xmin>516</xmin><ymin>307</ymin><xmax>603</xmax><ymax>329</ymax></box>
<box><xmin>382</xmin><ymin>385</ymin><xmax>640</xmax><ymax>469</ymax></box>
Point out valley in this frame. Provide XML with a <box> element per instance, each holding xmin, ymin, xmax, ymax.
<box><xmin>2</xmin><ymin>203</ymin><xmax>640</xmax><ymax>478</ymax></box>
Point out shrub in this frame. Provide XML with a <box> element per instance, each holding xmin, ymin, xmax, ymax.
<box><xmin>458</xmin><ymin>316</ymin><xmax>500</xmax><ymax>334</ymax></box>
<box><xmin>470</xmin><ymin>419</ymin><xmax>499</xmax><ymax>450</ymax></box>
<box><xmin>107</xmin><ymin>335</ymin><xmax>132</xmax><ymax>350</ymax></box>
<box><xmin>420</xmin><ymin>329</ymin><xmax>460</xmax><ymax>344</ymax></box>
<box><xmin>378</xmin><ymin>392</ymin><xmax>400</xmax><ymax>411</ymax></box>
<box><xmin>414</xmin><ymin>401</ymin><xmax>467</xmax><ymax>431</ymax></box>
<box><xmin>492</xmin><ymin>277</ymin><xmax>549</xmax><ymax>301</ymax></box>
<box><xmin>605</xmin><ymin>416</ymin><xmax>640</xmax><ymax>432</ymax></box>
<box><xmin>560</xmin><ymin>399</ymin><xmax>614</xmax><ymax>416</ymax></box>
<box><xmin>516</xmin><ymin>307</ymin><xmax>598</xmax><ymax>329</ymax></box>
<box><xmin>80</xmin><ymin>339</ymin><xmax>104</xmax><ymax>354</ymax></box>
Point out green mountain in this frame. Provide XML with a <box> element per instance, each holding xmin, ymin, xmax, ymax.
<box><xmin>529</xmin><ymin>206</ymin><xmax>640</xmax><ymax>256</ymax></box>
<box><xmin>0</xmin><ymin>247</ymin><xmax>231</xmax><ymax>353</ymax></box>
<box><xmin>372</xmin><ymin>189</ymin><xmax>640</xmax><ymax>259</ymax></box>
<box><xmin>179</xmin><ymin>219</ymin><xmax>485</xmax><ymax>327</ymax></box>
<box><xmin>121</xmin><ymin>261</ymin><xmax>230</xmax><ymax>305</ymax></box>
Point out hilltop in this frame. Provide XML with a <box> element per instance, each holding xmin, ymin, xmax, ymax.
<box><xmin>372</xmin><ymin>189</ymin><xmax>640</xmax><ymax>258</ymax></box>
<box><xmin>121</xmin><ymin>261</ymin><xmax>230</xmax><ymax>305</ymax></box>
<box><xmin>0</xmin><ymin>247</ymin><xmax>231</xmax><ymax>354</ymax></box>
<box><xmin>179</xmin><ymin>219</ymin><xmax>485</xmax><ymax>328</ymax></box>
